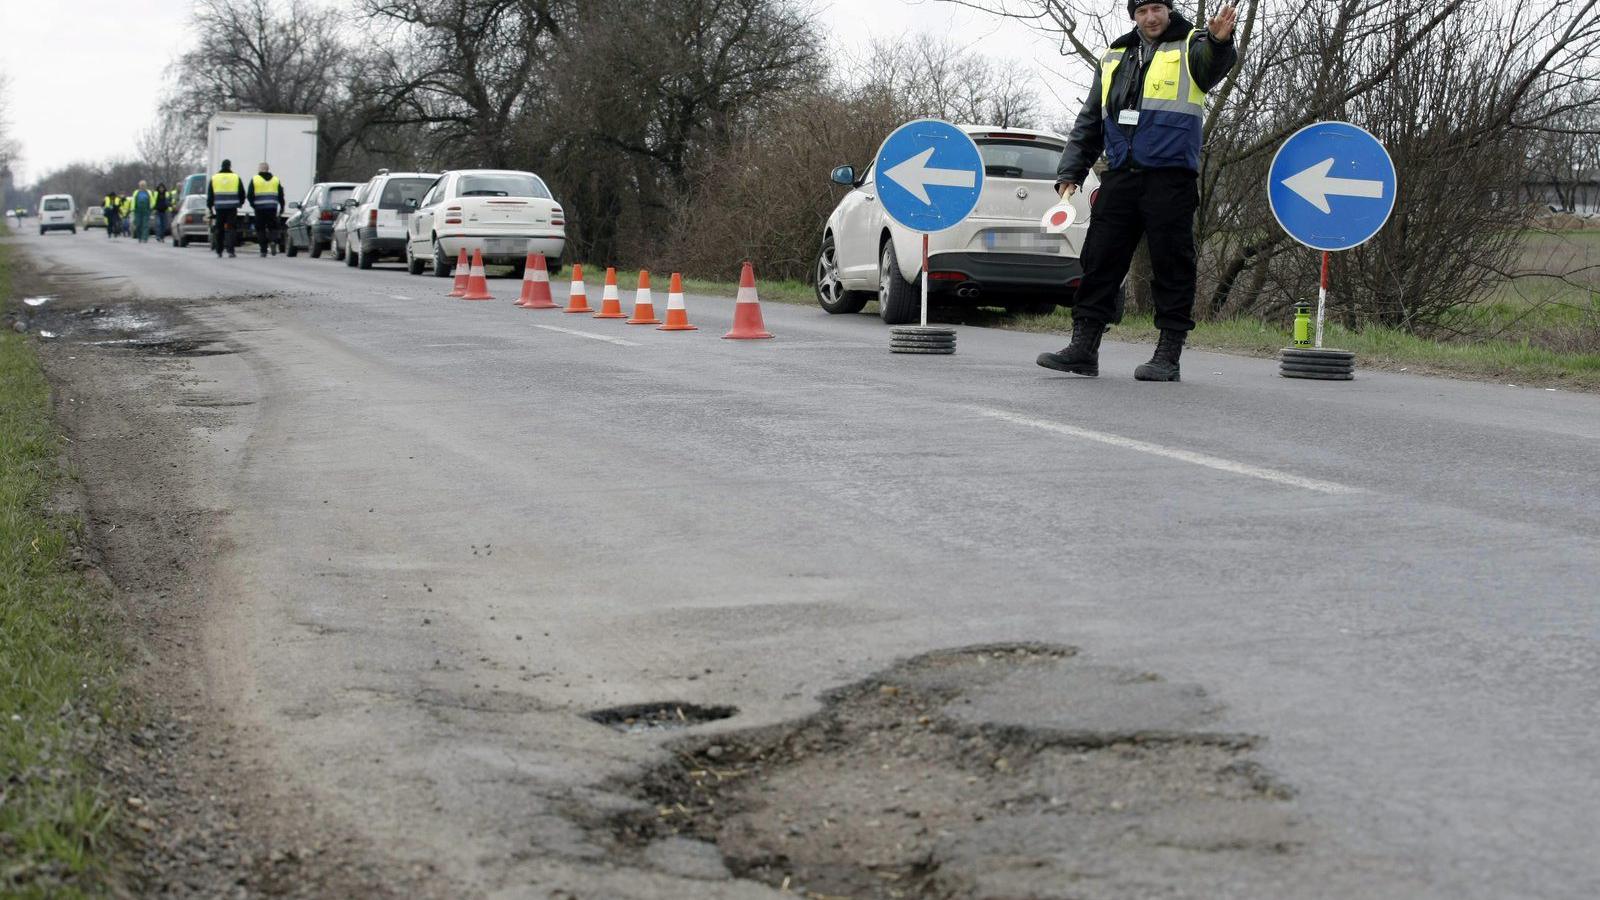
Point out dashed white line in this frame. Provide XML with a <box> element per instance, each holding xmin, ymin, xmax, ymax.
<box><xmin>971</xmin><ymin>406</ymin><xmax>1361</xmax><ymax>495</ymax></box>
<box><xmin>531</xmin><ymin>324</ymin><xmax>642</xmax><ymax>346</ymax></box>
<box><xmin>388</xmin><ymin>294</ymin><xmax>414</xmax><ymax>300</ymax></box>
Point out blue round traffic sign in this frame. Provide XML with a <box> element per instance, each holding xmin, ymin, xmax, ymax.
<box><xmin>1268</xmin><ymin>122</ymin><xmax>1397</xmax><ymax>252</ymax></box>
<box><xmin>873</xmin><ymin>119</ymin><xmax>985</xmax><ymax>233</ymax></box>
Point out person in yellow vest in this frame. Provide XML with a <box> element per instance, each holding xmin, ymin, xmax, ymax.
<box><xmin>1037</xmin><ymin>0</ymin><xmax>1236</xmax><ymax>382</ymax></box>
<box><xmin>103</xmin><ymin>191</ymin><xmax>122</xmax><ymax>239</ymax></box>
<box><xmin>129</xmin><ymin>180</ymin><xmax>157</xmax><ymax>243</ymax></box>
<box><xmin>207</xmin><ymin>159</ymin><xmax>246</xmax><ymax>258</ymax></box>
<box><xmin>247</xmin><ymin>161</ymin><xmax>286</xmax><ymax>257</ymax></box>
<box><xmin>119</xmin><ymin>193</ymin><xmax>134</xmax><ymax>236</ymax></box>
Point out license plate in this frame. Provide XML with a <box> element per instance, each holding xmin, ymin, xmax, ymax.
<box><xmin>984</xmin><ymin>231</ymin><xmax>1064</xmax><ymax>252</ymax></box>
<box><xmin>485</xmin><ymin>238</ymin><xmax>521</xmax><ymax>254</ymax></box>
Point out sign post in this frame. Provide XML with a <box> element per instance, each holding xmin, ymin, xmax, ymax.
<box><xmin>1267</xmin><ymin>121</ymin><xmax>1397</xmax><ymax>379</ymax></box>
<box><xmin>873</xmin><ymin>120</ymin><xmax>985</xmax><ymax>354</ymax></box>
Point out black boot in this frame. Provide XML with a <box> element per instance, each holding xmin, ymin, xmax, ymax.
<box><xmin>1134</xmin><ymin>329</ymin><xmax>1186</xmax><ymax>382</ymax></box>
<box><xmin>1036</xmin><ymin>317</ymin><xmax>1106</xmax><ymax>377</ymax></box>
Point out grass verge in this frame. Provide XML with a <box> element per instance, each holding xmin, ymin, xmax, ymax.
<box><xmin>611</xmin><ymin>261</ymin><xmax>1600</xmax><ymax>391</ymax></box>
<box><xmin>0</xmin><ymin>231</ymin><xmax>126</xmax><ymax>897</ymax></box>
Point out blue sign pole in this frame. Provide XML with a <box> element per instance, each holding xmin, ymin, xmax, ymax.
<box><xmin>874</xmin><ymin>120</ymin><xmax>985</xmax><ymax>327</ymax></box>
<box><xmin>1268</xmin><ymin>121</ymin><xmax>1397</xmax><ymax>346</ymax></box>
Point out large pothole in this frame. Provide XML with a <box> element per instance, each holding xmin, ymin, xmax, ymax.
<box><xmin>596</xmin><ymin>643</ymin><xmax>1305</xmax><ymax>899</ymax></box>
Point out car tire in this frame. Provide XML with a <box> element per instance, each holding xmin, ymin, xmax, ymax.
<box><xmin>71</xmin><ymin>227</ymin><xmax>78</xmax><ymax>234</ymax></box>
<box><xmin>346</xmin><ymin>244</ymin><xmax>358</xmax><ymax>267</ymax></box>
<box><xmin>816</xmin><ymin>233</ymin><xmax>870</xmax><ymax>315</ymax></box>
<box><xmin>176</xmin><ymin>234</ymin><xmax>187</xmax><ymax>248</ymax></box>
<box><xmin>406</xmin><ymin>242</ymin><xmax>425</xmax><ymax>275</ymax></box>
<box><xmin>358</xmin><ymin>244</ymin><xmax>373</xmax><ymax>269</ymax></box>
<box><xmin>333</xmin><ymin>239</ymin><xmax>346</xmax><ymax>261</ymax></box>
<box><xmin>431</xmin><ymin>239</ymin><xmax>453</xmax><ymax>278</ymax></box>
<box><xmin>878</xmin><ymin>240</ymin><xmax>920</xmax><ymax>325</ymax></box>
<box><xmin>310</xmin><ymin>240</ymin><xmax>323</xmax><ymax>259</ymax></box>
<box><xmin>286</xmin><ymin>236</ymin><xmax>298</xmax><ymax>257</ymax></box>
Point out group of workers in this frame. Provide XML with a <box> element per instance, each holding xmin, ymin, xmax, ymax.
<box><xmin>101</xmin><ymin>182</ymin><xmax>178</xmax><ymax>243</ymax></box>
<box><xmin>207</xmin><ymin>159</ymin><xmax>286</xmax><ymax>258</ymax></box>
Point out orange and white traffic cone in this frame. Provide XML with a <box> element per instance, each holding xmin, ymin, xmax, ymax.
<box><xmin>562</xmin><ymin>264</ymin><xmax>592</xmax><ymax>313</ymax></box>
<box><xmin>593</xmin><ymin>266</ymin><xmax>626</xmax><ymax>319</ymax></box>
<box><xmin>461</xmin><ymin>248</ymin><xmax>493</xmax><ymax>301</ymax></box>
<box><xmin>657</xmin><ymin>273</ymin><xmax>697</xmax><ymax>331</ymax></box>
<box><xmin>723</xmin><ymin>261</ymin><xmax>773</xmax><ymax>339</ymax></box>
<box><xmin>626</xmin><ymin>269</ymin><xmax>660</xmax><ymax>325</ymax></box>
<box><xmin>517</xmin><ymin>252</ymin><xmax>558</xmax><ymax>309</ymax></box>
<box><xmin>447</xmin><ymin>248</ymin><xmax>469</xmax><ymax>297</ymax></box>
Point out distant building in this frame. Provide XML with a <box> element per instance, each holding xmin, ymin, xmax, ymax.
<box><xmin>1524</xmin><ymin>168</ymin><xmax>1600</xmax><ymax>216</ymax></box>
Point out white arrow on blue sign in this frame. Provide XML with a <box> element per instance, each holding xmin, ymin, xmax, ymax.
<box><xmin>874</xmin><ymin>119</ymin><xmax>985</xmax><ymax>233</ymax></box>
<box><xmin>1268</xmin><ymin>121</ymin><xmax>1397</xmax><ymax>252</ymax></box>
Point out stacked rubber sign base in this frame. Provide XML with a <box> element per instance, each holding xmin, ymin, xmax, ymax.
<box><xmin>889</xmin><ymin>325</ymin><xmax>956</xmax><ymax>354</ymax></box>
<box><xmin>449</xmin><ymin>249</ymin><xmax>773</xmax><ymax>340</ymax></box>
<box><xmin>1279</xmin><ymin>347</ymin><xmax>1356</xmax><ymax>380</ymax></box>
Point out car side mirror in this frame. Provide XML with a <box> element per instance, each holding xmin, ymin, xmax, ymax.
<box><xmin>287</xmin><ymin>201</ymin><xmax>302</xmax><ymax>210</ymax></box>
<box><xmin>830</xmin><ymin>165</ymin><xmax>856</xmax><ymax>186</ymax></box>
<box><xmin>404</xmin><ymin>198</ymin><xmax>419</xmax><ymax>210</ymax></box>
<box><xmin>343</xmin><ymin>199</ymin><xmax>357</xmax><ymax>209</ymax></box>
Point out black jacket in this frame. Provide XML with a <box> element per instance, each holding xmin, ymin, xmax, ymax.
<box><xmin>1056</xmin><ymin>13</ymin><xmax>1238</xmax><ymax>187</ymax></box>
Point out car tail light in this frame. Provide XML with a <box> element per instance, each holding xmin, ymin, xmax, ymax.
<box><xmin>444</xmin><ymin>204</ymin><xmax>462</xmax><ymax>225</ymax></box>
<box><xmin>320</xmin><ymin>210</ymin><xmax>335</xmax><ymax>221</ymax></box>
<box><xmin>929</xmin><ymin>271</ymin><xmax>965</xmax><ymax>281</ymax></box>
<box><xmin>551</xmin><ymin>219</ymin><xmax>564</xmax><ymax>226</ymax></box>
<box><xmin>1089</xmin><ymin>188</ymin><xmax>1100</xmax><ymax>207</ymax></box>
<box><xmin>367</xmin><ymin>209</ymin><xmax>377</xmax><ymax>227</ymax></box>
<box><xmin>1066</xmin><ymin>277</ymin><xmax>1083</xmax><ymax>289</ymax></box>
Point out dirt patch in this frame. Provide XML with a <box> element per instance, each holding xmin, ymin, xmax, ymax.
<box><xmin>596</xmin><ymin>643</ymin><xmax>1304</xmax><ymax>900</ymax></box>
<box><xmin>589</xmin><ymin>703</ymin><xmax>741</xmax><ymax>733</ymax></box>
<box><xmin>8</xmin><ymin>252</ymin><xmax>440</xmax><ymax>898</ymax></box>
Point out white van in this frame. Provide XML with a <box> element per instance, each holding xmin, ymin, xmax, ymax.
<box><xmin>38</xmin><ymin>194</ymin><xmax>77</xmax><ymax>235</ymax></box>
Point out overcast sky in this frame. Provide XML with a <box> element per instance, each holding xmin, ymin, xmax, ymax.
<box><xmin>0</xmin><ymin>0</ymin><xmax>1085</xmax><ymax>183</ymax></box>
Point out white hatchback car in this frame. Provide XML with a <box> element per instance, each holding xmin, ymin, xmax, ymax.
<box><xmin>817</xmin><ymin>125</ymin><xmax>1104</xmax><ymax>324</ymax></box>
<box><xmin>405</xmin><ymin>169</ymin><xmax>565</xmax><ymax>278</ymax></box>
<box><xmin>345</xmin><ymin>170</ymin><xmax>439</xmax><ymax>270</ymax></box>
<box><xmin>38</xmin><ymin>194</ymin><xmax>77</xmax><ymax>234</ymax></box>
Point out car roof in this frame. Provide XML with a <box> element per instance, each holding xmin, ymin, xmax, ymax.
<box><xmin>373</xmin><ymin>172</ymin><xmax>439</xmax><ymax>180</ymax></box>
<box><xmin>956</xmin><ymin>124</ymin><xmax>1069</xmax><ymax>144</ymax></box>
<box><xmin>447</xmin><ymin>168</ymin><xmax>539</xmax><ymax>177</ymax></box>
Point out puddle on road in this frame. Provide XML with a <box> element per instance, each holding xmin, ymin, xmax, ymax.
<box><xmin>588</xmin><ymin>702</ymin><xmax>739</xmax><ymax>734</ymax></box>
<box><xmin>23</xmin><ymin>296</ymin><xmax>52</xmax><ymax>307</ymax></box>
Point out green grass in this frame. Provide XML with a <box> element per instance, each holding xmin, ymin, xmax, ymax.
<box><xmin>0</xmin><ymin>232</ymin><xmax>126</xmax><ymax>897</ymax></box>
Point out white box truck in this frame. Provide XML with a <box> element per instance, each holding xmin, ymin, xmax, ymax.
<box><xmin>205</xmin><ymin>112</ymin><xmax>318</xmax><ymax>248</ymax></box>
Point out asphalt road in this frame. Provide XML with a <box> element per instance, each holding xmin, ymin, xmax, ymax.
<box><xmin>14</xmin><ymin>229</ymin><xmax>1600</xmax><ymax>898</ymax></box>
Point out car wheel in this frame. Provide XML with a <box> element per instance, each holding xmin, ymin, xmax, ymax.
<box><xmin>310</xmin><ymin>240</ymin><xmax>323</xmax><ymax>259</ymax></box>
<box><xmin>815</xmin><ymin>233</ymin><xmax>869</xmax><ymax>315</ymax></box>
<box><xmin>286</xmin><ymin>236</ymin><xmax>298</xmax><ymax>257</ymax></box>
<box><xmin>346</xmin><ymin>244</ymin><xmax>358</xmax><ymax>267</ymax></box>
<box><xmin>333</xmin><ymin>238</ymin><xmax>346</xmax><ymax>261</ymax></box>
<box><xmin>431</xmin><ymin>239</ymin><xmax>453</xmax><ymax>277</ymax></box>
<box><xmin>71</xmin><ymin>227</ymin><xmax>78</xmax><ymax>234</ymax></box>
<box><xmin>358</xmin><ymin>244</ymin><xmax>373</xmax><ymax>269</ymax></box>
<box><xmin>406</xmin><ymin>242</ymin><xmax>425</xmax><ymax>275</ymax></box>
<box><xmin>878</xmin><ymin>239</ymin><xmax>921</xmax><ymax>325</ymax></box>
<box><xmin>176</xmin><ymin>234</ymin><xmax>187</xmax><ymax>248</ymax></box>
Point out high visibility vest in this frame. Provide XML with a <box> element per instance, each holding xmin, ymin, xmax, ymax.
<box><xmin>1099</xmin><ymin>30</ymin><xmax>1207</xmax><ymax>172</ymax></box>
<box><xmin>132</xmin><ymin>190</ymin><xmax>153</xmax><ymax>212</ymax></box>
<box><xmin>211</xmin><ymin>171</ymin><xmax>243</xmax><ymax>209</ymax></box>
<box><xmin>251</xmin><ymin>174</ymin><xmax>282</xmax><ymax>209</ymax></box>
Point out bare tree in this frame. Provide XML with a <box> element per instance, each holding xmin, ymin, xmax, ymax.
<box><xmin>0</xmin><ymin>74</ymin><xmax>20</xmax><ymax>178</ymax></box>
<box><xmin>137</xmin><ymin>113</ymin><xmax>202</xmax><ymax>187</ymax></box>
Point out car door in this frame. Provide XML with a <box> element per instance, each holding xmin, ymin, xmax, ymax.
<box><xmin>834</xmin><ymin>164</ymin><xmax>881</xmax><ymax>285</ymax></box>
<box><xmin>410</xmin><ymin>177</ymin><xmax>444</xmax><ymax>254</ymax></box>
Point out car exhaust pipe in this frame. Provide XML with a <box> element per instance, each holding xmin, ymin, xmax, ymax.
<box><xmin>956</xmin><ymin>283</ymin><xmax>982</xmax><ymax>299</ymax></box>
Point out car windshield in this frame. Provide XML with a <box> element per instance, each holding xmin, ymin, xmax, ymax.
<box><xmin>43</xmin><ymin>198</ymin><xmax>70</xmax><ymax>211</ymax></box>
<box><xmin>977</xmin><ymin>139</ymin><xmax>1065</xmax><ymax>180</ymax></box>
<box><xmin>183</xmin><ymin>174</ymin><xmax>206</xmax><ymax>196</ymax></box>
<box><xmin>327</xmin><ymin>186</ymin><xmax>354</xmax><ymax>207</ymax></box>
<box><xmin>457</xmin><ymin>173</ymin><xmax>550</xmax><ymax>199</ymax></box>
<box><xmin>379</xmin><ymin>177</ymin><xmax>434</xmax><ymax>210</ymax></box>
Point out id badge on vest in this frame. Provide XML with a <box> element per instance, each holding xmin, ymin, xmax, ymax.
<box><xmin>1118</xmin><ymin>109</ymin><xmax>1140</xmax><ymax>127</ymax></box>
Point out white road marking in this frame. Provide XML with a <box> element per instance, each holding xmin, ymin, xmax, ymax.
<box><xmin>972</xmin><ymin>407</ymin><xmax>1360</xmax><ymax>495</ymax></box>
<box><xmin>531</xmin><ymin>324</ymin><xmax>641</xmax><ymax>346</ymax></box>
<box><xmin>421</xmin><ymin>343</ymin><xmax>478</xmax><ymax>348</ymax></box>
<box><xmin>388</xmin><ymin>294</ymin><xmax>414</xmax><ymax>300</ymax></box>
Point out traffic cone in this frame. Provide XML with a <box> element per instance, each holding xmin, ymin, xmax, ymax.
<box><xmin>562</xmin><ymin>264</ymin><xmax>592</xmax><ymax>313</ymax></box>
<box><xmin>517</xmin><ymin>252</ymin><xmax>558</xmax><ymax>309</ymax></box>
<box><xmin>626</xmin><ymin>270</ymin><xmax>660</xmax><ymax>324</ymax></box>
<box><xmin>723</xmin><ymin>261</ymin><xmax>773</xmax><ymax>339</ymax></box>
<box><xmin>657</xmin><ymin>273</ymin><xmax>697</xmax><ymax>331</ymax></box>
<box><xmin>447</xmin><ymin>248</ymin><xmax>469</xmax><ymax>297</ymax></box>
<box><xmin>462</xmin><ymin>249</ymin><xmax>493</xmax><ymax>301</ymax></box>
<box><xmin>593</xmin><ymin>267</ymin><xmax>626</xmax><ymax>319</ymax></box>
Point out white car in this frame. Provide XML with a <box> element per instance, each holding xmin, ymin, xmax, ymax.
<box><xmin>345</xmin><ymin>170</ymin><xmax>438</xmax><ymax>270</ymax></box>
<box><xmin>330</xmin><ymin>178</ymin><xmax>372</xmax><ymax>261</ymax></box>
<box><xmin>817</xmin><ymin>125</ymin><xmax>1104</xmax><ymax>324</ymax></box>
<box><xmin>405</xmin><ymin>169</ymin><xmax>565</xmax><ymax>278</ymax></box>
<box><xmin>38</xmin><ymin>194</ymin><xmax>77</xmax><ymax>234</ymax></box>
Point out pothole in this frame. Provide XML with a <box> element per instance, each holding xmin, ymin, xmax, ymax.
<box><xmin>100</xmin><ymin>338</ymin><xmax>235</xmax><ymax>357</ymax></box>
<box><xmin>587</xmin><ymin>702</ymin><xmax>739</xmax><ymax>734</ymax></box>
<box><xmin>595</xmin><ymin>644</ymin><xmax>1304</xmax><ymax>899</ymax></box>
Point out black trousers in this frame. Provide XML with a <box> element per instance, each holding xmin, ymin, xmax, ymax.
<box><xmin>214</xmin><ymin>207</ymin><xmax>239</xmax><ymax>255</ymax></box>
<box><xmin>105</xmin><ymin>211</ymin><xmax>119</xmax><ymax>237</ymax></box>
<box><xmin>253</xmin><ymin>207</ymin><xmax>281</xmax><ymax>253</ymax></box>
<box><xmin>1071</xmin><ymin>167</ymin><xmax>1199</xmax><ymax>333</ymax></box>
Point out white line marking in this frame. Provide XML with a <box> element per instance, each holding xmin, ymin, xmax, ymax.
<box><xmin>421</xmin><ymin>343</ymin><xmax>478</xmax><ymax>348</ymax></box>
<box><xmin>972</xmin><ymin>407</ymin><xmax>1360</xmax><ymax>495</ymax></box>
<box><xmin>531</xmin><ymin>324</ymin><xmax>641</xmax><ymax>346</ymax></box>
<box><xmin>388</xmin><ymin>294</ymin><xmax>414</xmax><ymax>300</ymax></box>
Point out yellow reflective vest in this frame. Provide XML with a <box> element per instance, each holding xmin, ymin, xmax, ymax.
<box><xmin>211</xmin><ymin>172</ymin><xmax>243</xmax><ymax>209</ymax></box>
<box><xmin>1098</xmin><ymin>30</ymin><xmax>1207</xmax><ymax>172</ymax></box>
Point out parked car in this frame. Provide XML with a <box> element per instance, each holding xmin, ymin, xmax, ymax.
<box><xmin>345</xmin><ymin>170</ymin><xmax>437</xmax><ymax>270</ymax></box>
<box><xmin>37</xmin><ymin>194</ymin><xmax>77</xmax><ymax>234</ymax></box>
<box><xmin>286</xmin><ymin>181</ymin><xmax>356</xmax><ymax>258</ymax></box>
<box><xmin>405</xmin><ymin>168</ymin><xmax>565</xmax><ymax>278</ymax></box>
<box><xmin>331</xmin><ymin>178</ymin><xmax>373</xmax><ymax>261</ymax></box>
<box><xmin>817</xmin><ymin>125</ymin><xmax>1106</xmax><ymax>324</ymax></box>
<box><xmin>173</xmin><ymin>194</ymin><xmax>210</xmax><ymax>248</ymax></box>
<box><xmin>82</xmin><ymin>205</ymin><xmax>108</xmax><ymax>229</ymax></box>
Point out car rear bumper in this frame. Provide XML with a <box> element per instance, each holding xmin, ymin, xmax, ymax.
<box><xmin>357</xmin><ymin>230</ymin><xmax>407</xmax><ymax>258</ymax></box>
<box><xmin>440</xmin><ymin>233</ymin><xmax>565</xmax><ymax>265</ymax></box>
<box><xmin>925</xmin><ymin>251</ymin><xmax>1083</xmax><ymax>301</ymax></box>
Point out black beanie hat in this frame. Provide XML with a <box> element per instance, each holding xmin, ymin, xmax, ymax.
<box><xmin>1128</xmin><ymin>0</ymin><xmax>1172</xmax><ymax>17</ymax></box>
